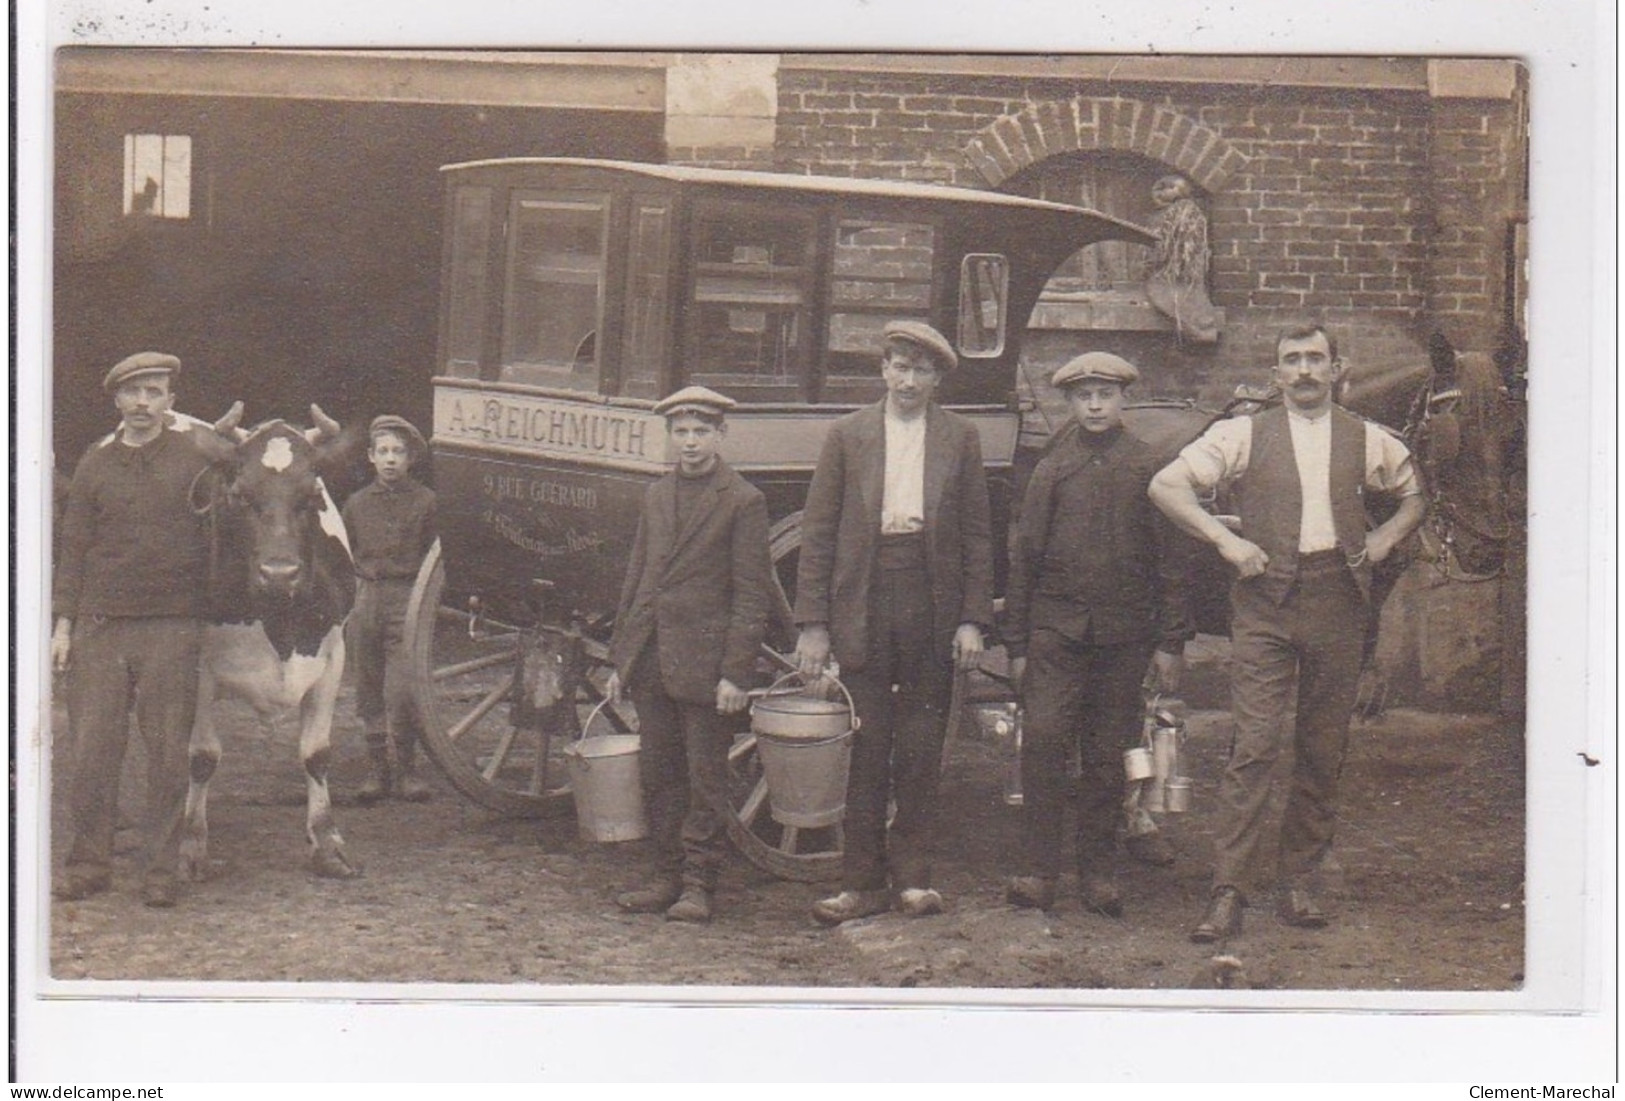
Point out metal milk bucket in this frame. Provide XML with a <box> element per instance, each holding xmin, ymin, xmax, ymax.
<box><xmin>749</xmin><ymin>672</ymin><xmax>857</xmax><ymax>829</ymax></box>
<box><xmin>1165</xmin><ymin>777</ymin><xmax>1193</xmax><ymax>813</ymax></box>
<box><xmin>1123</xmin><ymin>746</ymin><xmax>1155</xmax><ymax>782</ymax></box>
<box><xmin>562</xmin><ymin>699</ymin><xmax>648</xmax><ymax>842</ymax></box>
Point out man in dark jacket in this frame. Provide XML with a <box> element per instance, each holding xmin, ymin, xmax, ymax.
<box><xmin>794</xmin><ymin>320</ymin><xmax>994</xmax><ymax>925</ymax></box>
<box><xmin>52</xmin><ymin>352</ymin><xmax>212</xmax><ymax>908</ymax></box>
<box><xmin>607</xmin><ymin>386</ymin><xmax>773</xmax><ymax>924</ymax></box>
<box><xmin>1002</xmin><ymin>352</ymin><xmax>1192</xmax><ymax>917</ymax></box>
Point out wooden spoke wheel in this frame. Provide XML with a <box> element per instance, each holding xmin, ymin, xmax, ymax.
<box><xmin>409</xmin><ymin>524</ymin><xmax>846</xmax><ymax>882</ymax></box>
<box><xmin>722</xmin><ymin>724</ymin><xmax>845</xmax><ymax>884</ymax></box>
<box><xmin>405</xmin><ymin>540</ymin><xmax>627</xmax><ymax>818</ymax></box>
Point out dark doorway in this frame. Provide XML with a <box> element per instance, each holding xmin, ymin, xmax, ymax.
<box><xmin>53</xmin><ymin>93</ymin><xmax>663</xmax><ymax>480</ymax></box>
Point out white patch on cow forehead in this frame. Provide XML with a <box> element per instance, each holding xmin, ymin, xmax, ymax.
<box><xmin>260</xmin><ymin>436</ymin><xmax>295</xmax><ymax>471</ymax></box>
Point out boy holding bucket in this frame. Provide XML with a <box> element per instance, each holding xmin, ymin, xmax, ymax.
<box><xmin>1002</xmin><ymin>353</ymin><xmax>1193</xmax><ymax>916</ymax></box>
<box><xmin>605</xmin><ymin>386</ymin><xmax>773</xmax><ymax>923</ymax></box>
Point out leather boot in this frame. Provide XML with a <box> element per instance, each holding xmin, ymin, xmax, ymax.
<box><xmin>394</xmin><ymin>734</ymin><xmax>432</xmax><ymax>803</ymax></box>
<box><xmin>356</xmin><ymin>734</ymin><xmax>391</xmax><ymax>805</ymax></box>
<box><xmin>1078</xmin><ymin>868</ymin><xmax>1124</xmax><ymax>918</ymax></box>
<box><xmin>665</xmin><ymin>887</ymin><xmax>713</xmax><ymax>924</ymax></box>
<box><xmin>1006</xmin><ymin>875</ymin><xmax>1057</xmax><ymax>910</ymax></box>
<box><xmin>617</xmin><ymin>877</ymin><xmax>683</xmax><ymax>914</ymax></box>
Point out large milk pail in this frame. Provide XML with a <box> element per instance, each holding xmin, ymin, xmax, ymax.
<box><xmin>749</xmin><ymin>672</ymin><xmax>857</xmax><ymax>829</ymax></box>
<box><xmin>563</xmin><ymin>699</ymin><xmax>647</xmax><ymax>842</ymax></box>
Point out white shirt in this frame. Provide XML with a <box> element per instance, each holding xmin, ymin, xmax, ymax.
<box><xmin>1177</xmin><ymin>408</ymin><xmax>1420</xmax><ymax>552</ymax></box>
<box><xmin>881</xmin><ymin>410</ymin><xmax>926</xmax><ymax>534</ymax></box>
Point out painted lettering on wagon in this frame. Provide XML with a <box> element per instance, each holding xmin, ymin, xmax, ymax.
<box><xmin>441</xmin><ymin>390</ymin><xmax>652</xmax><ymax>460</ymax></box>
<box><xmin>481</xmin><ymin>473</ymin><xmax>600</xmax><ymax>510</ymax></box>
<box><xmin>483</xmin><ymin>511</ymin><xmax>608</xmax><ymax>558</ymax></box>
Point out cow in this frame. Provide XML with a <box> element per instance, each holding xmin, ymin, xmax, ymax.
<box><xmin>181</xmin><ymin>404</ymin><xmax>361</xmax><ymax>879</ymax></box>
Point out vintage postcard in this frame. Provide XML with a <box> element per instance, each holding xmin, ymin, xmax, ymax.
<box><xmin>12</xmin><ymin>0</ymin><xmax>1613</xmax><ymax>1084</ymax></box>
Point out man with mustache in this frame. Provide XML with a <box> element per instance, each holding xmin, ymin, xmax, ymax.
<box><xmin>1149</xmin><ymin>322</ymin><xmax>1425</xmax><ymax>942</ymax></box>
<box><xmin>52</xmin><ymin>352</ymin><xmax>213</xmax><ymax>908</ymax></box>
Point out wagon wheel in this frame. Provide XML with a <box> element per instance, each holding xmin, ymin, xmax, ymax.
<box><xmin>721</xmin><ymin>512</ymin><xmax>845</xmax><ymax>883</ymax></box>
<box><xmin>405</xmin><ymin>540</ymin><xmax>626</xmax><ymax>818</ymax></box>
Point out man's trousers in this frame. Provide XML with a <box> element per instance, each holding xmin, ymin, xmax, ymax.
<box><xmin>630</xmin><ymin>680</ymin><xmax>733</xmax><ymax>891</ymax></box>
<box><xmin>349</xmin><ymin>577</ymin><xmax>417</xmax><ymax>744</ymax></box>
<box><xmin>839</xmin><ymin>537</ymin><xmax>953</xmax><ymax>893</ymax></box>
<box><xmin>63</xmin><ymin>616</ymin><xmax>202</xmax><ymax>889</ymax></box>
<box><xmin>1018</xmin><ymin>629</ymin><xmax>1153</xmax><ymax>878</ymax></box>
<box><xmin>1212</xmin><ymin>553</ymin><xmax>1367</xmax><ymax>895</ymax></box>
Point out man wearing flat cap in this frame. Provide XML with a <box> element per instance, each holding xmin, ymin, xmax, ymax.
<box><xmin>52</xmin><ymin>352</ymin><xmax>213</xmax><ymax>907</ymax></box>
<box><xmin>607</xmin><ymin>386</ymin><xmax>772</xmax><ymax>923</ymax></box>
<box><xmin>794</xmin><ymin>319</ymin><xmax>994</xmax><ymax>925</ymax></box>
<box><xmin>1002</xmin><ymin>351</ymin><xmax>1193</xmax><ymax>917</ymax></box>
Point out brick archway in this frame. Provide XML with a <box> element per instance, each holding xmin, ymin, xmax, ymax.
<box><xmin>963</xmin><ymin>97</ymin><xmax>1247</xmax><ymax>193</ymax></box>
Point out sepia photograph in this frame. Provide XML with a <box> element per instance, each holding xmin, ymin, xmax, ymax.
<box><xmin>12</xmin><ymin>0</ymin><xmax>1612</xmax><ymax>1085</ymax></box>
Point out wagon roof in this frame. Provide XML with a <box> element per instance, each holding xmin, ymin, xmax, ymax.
<box><xmin>440</xmin><ymin>157</ymin><xmax>1154</xmax><ymax>244</ymax></box>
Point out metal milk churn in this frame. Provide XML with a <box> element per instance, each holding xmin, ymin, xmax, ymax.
<box><xmin>1142</xmin><ymin>696</ymin><xmax>1187</xmax><ymax>813</ymax></box>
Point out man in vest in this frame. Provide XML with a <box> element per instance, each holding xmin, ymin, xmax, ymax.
<box><xmin>1149</xmin><ymin>321</ymin><xmax>1425</xmax><ymax>942</ymax></box>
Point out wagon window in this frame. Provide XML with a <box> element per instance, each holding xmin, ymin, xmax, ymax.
<box><xmin>620</xmin><ymin>198</ymin><xmax>671</xmax><ymax>399</ymax></box>
<box><xmin>687</xmin><ymin>204</ymin><xmax>815</xmax><ymax>391</ymax></box>
<box><xmin>500</xmin><ymin>192</ymin><xmax>608</xmax><ymax>392</ymax></box>
<box><xmin>444</xmin><ymin>186</ymin><xmax>493</xmax><ymax>378</ymax></box>
<box><xmin>825</xmin><ymin>219</ymin><xmax>936</xmax><ymax>377</ymax></box>
<box><xmin>958</xmin><ymin>253</ymin><xmax>1008</xmax><ymax>358</ymax></box>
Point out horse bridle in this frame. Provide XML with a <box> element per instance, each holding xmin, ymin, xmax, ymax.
<box><xmin>1406</xmin><ymin>378</ymin><xmax>1511</xmax><ymax>583</ymax></box>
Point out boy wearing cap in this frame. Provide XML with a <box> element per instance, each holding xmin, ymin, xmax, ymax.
<box><xmin>795</xmin><ymin>319</ymin><xmax>994</xmax><ymax>925</ymax></box>
<box><xmin>607</xmin><ymin>386</ymin><xmax>772</xmax><ymax>923</ymax></box>
<box><xmin>1002</xmin><ymin>352</ymin><xmax>1192</xmax><ymax>916</ymax></box>
<box><xmin>343</xmin><ymin>415</ymin><xmax>438</xmax><ymax>803</ymax></box>
<box><xmin>53</xmin><ymin>352</ymin><xmax>213</xmax><ymax>906</ymax></box>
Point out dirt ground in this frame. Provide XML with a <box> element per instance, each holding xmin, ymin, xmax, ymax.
<box><xmin>43</xmin><ymin>633</ymin><xmax>1525</xmax><ymax>996</ymax></box>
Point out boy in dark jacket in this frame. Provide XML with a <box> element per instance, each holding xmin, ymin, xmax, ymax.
<box><xmin>607</xmin><ymin>386</ymin><xmax>773</xmax><ymax>923</ymax></box>
<box><xmin>343</xmin><ymin>415</ymin><xmax>438</xmax><ymax>803</ymax></box>
<box><xmin>1003</xmin><ymin>352</ymin><xmax>1192</xmax><ymax>916</ymax></box>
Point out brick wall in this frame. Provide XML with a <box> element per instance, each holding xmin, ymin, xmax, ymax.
<box><xmin>1195</xmin><ymin>93</ymin><xmax>1432</xmax><ymax>319</ymax></box>
<box><xmin>768</xmin><ymin>66</ymin><xmax>1519</xmax><ymax>412</ymax></box>
<box><xmin>665</xmin><ymin>143</ymin><xmax>776</xmax><ymax>170</ymax></box>
<box><xmin>1428</xmin><ymin>96</ymin><xmax>1524</xmax><ymax>351</ymax></box>
<box><xmin>774</xmin><ymin>75</ymin><xmax>1014</xmax><ymax>185</ymax></box>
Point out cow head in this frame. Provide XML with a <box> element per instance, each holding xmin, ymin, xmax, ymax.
<box><xmin>201</xmin><ymin>404</ymin><xmax>352</xmax><ymax>602</ymax></box>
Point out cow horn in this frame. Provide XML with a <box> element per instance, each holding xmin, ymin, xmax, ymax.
<box><xmin>308</xmin><ymin>403</ymin><xmax>342</xmax><ymax>443</ymax></box>
<box><xmin>187</xmin><ymin>402</ymin><xmax>243</xmax><ymax>464</ymax></box>
<box><xmin>212</xmin><ymin>400</ymin><xmax>245</xmax><ymax>436</ymax></box>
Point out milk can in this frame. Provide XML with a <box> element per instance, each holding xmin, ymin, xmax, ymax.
<box><xmin>749</xmin><ymin>672</ymin><xmax>857</xmax><ymax>829</ymax></box>
<box><xmin>1141</xmin><ymin>696</ymin><xmax>1187</xmax><ymax>813</ymax></box>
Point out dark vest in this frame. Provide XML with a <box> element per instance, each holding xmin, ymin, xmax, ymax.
<box><xmin>1235</xmin><ymin>405</ymin><xmax>1370</xmax><ymax>604</ymax></box>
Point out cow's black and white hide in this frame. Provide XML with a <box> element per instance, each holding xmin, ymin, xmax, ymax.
<box><xmin>182</xmin><ymin>404</ymin><xmax>361</xmax><ymax>879</ymax></box>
